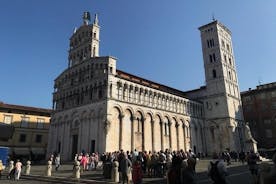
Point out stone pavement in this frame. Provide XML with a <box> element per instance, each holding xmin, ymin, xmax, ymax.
<box><xmin>0</xmin><ymin>159</ymin><xmax>265</xmax><ymax>183</ymax></box>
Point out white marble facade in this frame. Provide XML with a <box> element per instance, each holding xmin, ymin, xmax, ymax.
<box><xmin>47</xmin><ymin>13</ymin><xmax>250</xmax><ymax>161</ymax></box>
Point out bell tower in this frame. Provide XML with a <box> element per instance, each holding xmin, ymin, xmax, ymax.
<box><xmin>68</xmin><ymin>12</ymin><xmax>100</xmax><ymax>67</ymax></box>
<box><xmin>199</xmin><ymin>20</ymin><xmax>244</xmax><ymax>152</ymax></box>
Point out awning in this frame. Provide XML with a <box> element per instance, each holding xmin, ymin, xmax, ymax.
<box><xmin>13</xmin><ymin>147</ymin><xmax>30</xmax><ymax>155</ymax></box>
<box><xmin>31</xmin><ymin>147</ymin><xmax>46</xmax><ymax>155</ymax></box>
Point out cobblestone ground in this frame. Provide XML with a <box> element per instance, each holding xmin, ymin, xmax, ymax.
<box><xmin>0</xmin><ymin>159</ymin><xmax>270</xmax><ymax>184</ymax></box>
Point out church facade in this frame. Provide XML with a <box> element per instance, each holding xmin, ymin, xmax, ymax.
<box><xmin>47</xmin><ymin>12</ymin><xmax>249</xmax><ymax>160</ymax></box>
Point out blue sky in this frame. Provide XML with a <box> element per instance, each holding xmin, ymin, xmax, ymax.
<box><xmin>0</xmin><ymin>0</ymin><xmax>275</xmax><ymax>109</ymax></box>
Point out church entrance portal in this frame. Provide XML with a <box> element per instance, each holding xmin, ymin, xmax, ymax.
<box><xmin>72</xmin><ymin>134</ymin><xmax>78</xmax><ymax>159</ymax></box>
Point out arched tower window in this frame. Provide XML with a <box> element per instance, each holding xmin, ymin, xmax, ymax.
<box><xmin>212</xmin><ymin>69</ymin><xmax>217</xmax><ymax>78</ymax></box>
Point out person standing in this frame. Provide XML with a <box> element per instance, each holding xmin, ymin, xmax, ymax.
<box><xmin>0</xmin><ymin>160</ymin><xmax>3</xmax><ymax>179</ymax></box>
<box><xmin>14</xmin><ymin>159</ymin><xmax>22</xmax><ymax>180</ymax></box>
<box><xmin>247</xmin><ymin>150</ymin><xmax>258</xmax><ymax>183</ymax></box>
<box><xmin>94</xmin><ymin>152</ymin><xmax>99</xmax><ymax>170</ymax></box>
<box><xmin>239</xmin><ymin>151</ymin><xmax>246</xmax><ymax>164</ymax></box>
<box><xmin>167</xmin><ymin>154</ymin><xmax>182</xmax><ymax>184</ymax></box>
<box><xmin>80</xmin><ymin>154</ymin><xmax>88</xmax><ymax>172</ymax></box>
<box><xmin>181</xmin><ymin>158</ymin><xmax>197</xmax><ymax>184</ymax></box>
<box><xmin>55</xmin><ymin>154</ymin><xmax>61</xmax><ymax>171</ymax></box>
<box><xmin>119</xmin><ymin>153</ymin><xmax>132</xmax><ymax>184</ymax></box>
<box><xmin>132</xmin><ymin>160</ymin><xmax>143</xmax><ymax>184</ymax></box>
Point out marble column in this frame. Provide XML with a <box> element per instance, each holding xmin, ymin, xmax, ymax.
<box><xmin>151</xmin><ymin>120</ymin><xmax>155</xmax><ymax>152</ymax></box>
<box><xmin>160</xmin><ymin>121</ymin><xmax>164</xmax><ymax>151</ymax></box>
<box><xmin>119</xmin><ymin>114</ymin><xmax>124</xmax><ymax>150</ymax></box>
<box><xmin>176</xmin><ymin>123</ymin><xmax>180</xmax><ymax>150</ymax></box>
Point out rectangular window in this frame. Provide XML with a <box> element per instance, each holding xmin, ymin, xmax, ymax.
<box><xmin>19</xmin><ymin>134</ymin><xmax>26</xmax><ymax>142</ymax></box>
<box><xmin>271</xmin><ymin>91</ymin><xmax>276</xmax><ymax>98</ymax></box>
<box><xmin>4</xmin><ymin>115</ymin><xmax>13</xmax><ymax>124</ymax></box>
<box><xmin>264</xmin><ymin>119</ymin><xmax>271</xmax><ymax>124</ymax></box>
<box><xmin>245</xmin><ymin>106</ymin><xmax>252</xmax><ymax>112</ymax></box>
<box><xmin>35</xmin><ymin>134</ymin><xmax>42</xmax><ymax>143</ymax></box>
<box><xmin>271</xmin><ymin>102</ymin><xmax>276</xmax><ymax>109</ymax></box>
<box><xmin>90</xmin><ymin>140</ymin><xmax>95</xmax><ymax>153</ymax></box>
<box><xmin>21</xmin><ymin>116</ymin><xmax>30</xmax><ymax>128</ymax></box>
<box><xmin>37</xmin><ymin>118</ymin><xmax>45</xmax><ymax>128</ymax></box>
<box><xmin>243</xmin><ymin>96</ymin><xmax>251</xmax><ymax>102</ymax></box>
<box><xmin>260</xmin><ymin>103</ymin><xmax>267</xmax><ymax>111</ymax></box>
<box><xmin>259</xmin><ymin>93</ymin><xmax>266</xmax><ymax>99</ymax></box>
<box><xmin>265</xmin><ymin>129</ymin><xmax>272</xmax><ymax>138</ymax></box>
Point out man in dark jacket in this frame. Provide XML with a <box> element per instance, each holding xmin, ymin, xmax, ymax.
<box><xmin>119</xmin><ymin>153</ymin><xmax>132</xmax><ymax>184</ymax></box>
<box><xmin>182</xmin><ymin>158</ymin><xmax>197</xmax><ymax>184</ymax></box>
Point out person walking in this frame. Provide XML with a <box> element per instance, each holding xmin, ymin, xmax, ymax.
<box><xmin>14</xmin><ymin>159</ymin><xmax>22</xmax><ymax>180</ymax></box>
<box><xmin>119</xmin><ymin>153</ymin><xmax>132</xmax><ymax>184</ymax></box>
<box><xmin>208</xmin><ymin>153</ymin><xmax>228</xmax><ymax>184</ymax></box>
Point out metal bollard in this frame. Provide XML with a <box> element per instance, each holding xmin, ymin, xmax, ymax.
<box><xmin>25</xmin><ymin>160</ymin><xmax>31</xmax><ymax>175</ymax></box>
<box><xmin>46</xmin><ymin>160</ymin><xmax>52</xmax><ymax>176</ymax></box>
<box><xmin>111</xmin><ymin>161</ymin><xmax>119</xmax><ymax>182</ymax></box>
<box><xmin>74</xmin><ymin>161</ymin><xmax>80</xmax><ymax>179</ymax></box>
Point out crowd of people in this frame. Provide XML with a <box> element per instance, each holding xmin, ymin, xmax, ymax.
<box><xmin>70</xmin><ymin>149</ymin><xmax>276</xmax><ymax>184</ymax></box>
<box><xmin>3</xmin><ymin>148</ymin><xmax>275</xmax><ymax>183</ymax></box>
<box><xmin>74</xmin><ymin>152</ymin><xmax>99</xmax><ymax>171</ymax></box>
<box><xmin>70</xmin><ymin>149</ymin><xmax>197</xmax><ymax>183</ymax></box>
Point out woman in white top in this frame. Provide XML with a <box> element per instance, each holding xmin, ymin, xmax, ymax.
<box><xmin>15</xmin><ymin>159</ymin><xmax>22</xmax><ymax>180</ymax></box>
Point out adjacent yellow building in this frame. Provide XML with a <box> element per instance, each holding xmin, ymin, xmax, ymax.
<box><xmin>0</xmin><ymin>102</ymin><xmax>52</xmax><ymax>161</ymax></box>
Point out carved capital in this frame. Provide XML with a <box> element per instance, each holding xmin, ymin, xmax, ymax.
<box><xmin>141</xmin><ymin>117</ymin><xmax>146</xmax><ymax>122</ymax></box>
<box><xmin>159</xmin><ymin>121</ymin><xmax>163</xmax><ymax>125</ymax></box>
<box><xmin>130</xmin><ymin>116</ymin><xmax>135</xmax><ymax>122</ymax></box>
<box><xmin>119</xmin><ymin>114</ymin><xmax>125</xmax><ymax>119</ymax></box>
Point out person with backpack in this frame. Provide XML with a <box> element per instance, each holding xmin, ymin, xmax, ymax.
<box><xmin>208</xmin><ymin>152</ymin><xmax>228</xmax><ymax>184</ymax></box>
<box><xmin>247</xmin><ymin>150</ymin><xmax>259</xmax><ymax>183</ymax></box>
<box><xmin>181</xmin><ymin>158</ymin><xmax>197</xmax><ymax>184</ymax></box>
